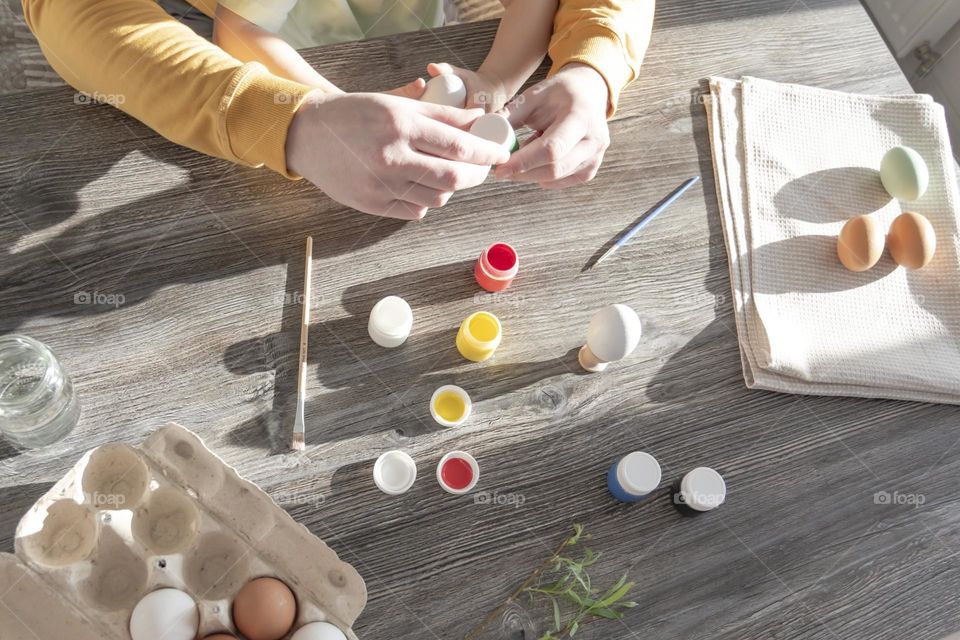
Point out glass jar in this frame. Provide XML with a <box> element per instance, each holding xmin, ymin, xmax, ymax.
<box><xmin>0</xmin><ymin>335</ymin><xmax>80</xmax><ymax>448</ymax></box>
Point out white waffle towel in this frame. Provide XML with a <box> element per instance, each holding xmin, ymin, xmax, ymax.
<box><xmin>706</xmin><ymin>76</ymin><xmax>960</xmax><ymax>404</ymax></box>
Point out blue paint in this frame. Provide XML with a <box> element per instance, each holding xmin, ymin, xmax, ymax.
<box><xmin>607</xmin><ymin>458</ymin><xmax>647</xmax><ymax>503</ymax></box>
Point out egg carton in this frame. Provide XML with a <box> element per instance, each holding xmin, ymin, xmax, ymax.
<box><xmin>0</xmin><ymin>423</ymin><xmax>367</xmax><ymax>640</ymax></box>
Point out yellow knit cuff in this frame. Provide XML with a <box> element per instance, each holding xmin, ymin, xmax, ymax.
<box><xmin>220</xmin><ymin>64</ymin><xmax>314</xmax><ymax>178</ymax></box>
<box><xmin>548</xmin><ymin>24</ymin><xmax>635</xmax><ymax>119</ymax></box>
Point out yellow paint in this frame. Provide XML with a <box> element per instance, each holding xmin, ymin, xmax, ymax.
<box><xmin>433</xmin><ymin>391</ymin><xmax>466</xmax><ymax>423</ymax></box>
<box><xmin>456</xmin><ymin>311</ymin><xmax>502</xmax><ymax>362</ymax></box>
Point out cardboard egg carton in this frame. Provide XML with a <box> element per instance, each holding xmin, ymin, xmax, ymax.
<box><xmin>0</xmin><ymin>423</ymin><xmax>367</xmax><ymax>640</ymax></box>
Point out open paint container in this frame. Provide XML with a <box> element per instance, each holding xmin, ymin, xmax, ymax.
<box><xmin>456</xmin><ymin>311</ymin><xmax>502</xmax><ymax>362</ymax></box>
<box><xmin>475</xmin><ymin>242</ymin><xmax>519</xmax><ymax>292</ymax></box>
<box><xmin>373</xmin><ymin>450</ymin><xmax>418</xmax><ymax>495</ymax></box>
<box><xmin>429</xmin><ymin>385</ymin><xmax>472</xmax><ymax>427</ymax></box>
<box><xmin>436</xmin><ymin>451</ymin><xmax>480</xmax><ymax>495</ymax></box>
<box><xmin>367</xmin><ymin>296</ymin><xmax>413</xmax><ymax>348</ymax></box>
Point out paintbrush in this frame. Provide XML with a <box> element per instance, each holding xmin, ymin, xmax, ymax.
<box><xmin>594</xmin><ymin>176</ymin><xmax>701</xmax><ymax>266</ymax></box>
<box><xmin>291</xmin><ymin>236</ymin><xmax>313</xmax><ymax>451</ymax></box>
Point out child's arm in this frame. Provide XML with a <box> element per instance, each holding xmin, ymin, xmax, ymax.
<box><xmin>213</xmin><ymin>5</ymin><xmax>425</xmax><ymax>97</ymax></box>
<box><xmin>213</xmin><ymin>5</ymin><xmax>341</xmax><ymax>93</ymax></box>
<box><xmin>428</xmin><ymin>0</ymin><xmax>558</xmax><ymax>111</ymax></box>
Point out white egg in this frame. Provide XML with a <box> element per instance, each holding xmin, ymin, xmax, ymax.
<box><xmin>129</xmin><ymin>588</ymin><xmax>198</xmax><ymax>640</ymax></box>
<box><xmin>291</xmin><ymin>621</ymin><xmax>349</xmax><ymax>640</ymax></box>
<box><xmin>421</xmin><ymin>74</ymin><xmax>466</xmax><ymax>108</ymax></box>
<box><xmin>586</xmin><ymin>304</ymin><xmax>642</xmax><ymax>362</ymax></box>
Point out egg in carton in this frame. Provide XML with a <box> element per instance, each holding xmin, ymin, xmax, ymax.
<box><xmin>0</xmin><ymin>422</ymin><xmax>366</xmax><ymax>640</ymax></box>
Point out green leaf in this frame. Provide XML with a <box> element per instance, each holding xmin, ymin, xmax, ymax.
<box><xmin>552</xmin><ymin>597</ymin><xmax>562</xmax><ymax>632</ymax></box>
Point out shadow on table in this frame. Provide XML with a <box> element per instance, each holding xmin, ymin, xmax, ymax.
<box><xmin>0</xmin><ymin>105</ymin><xmax>403</xmax><ymax>334</ymax></box>
<box><xmin>646</xmin><ymin>82</ymin><xmax>744</xmax><ymax>403</ymax></box>
<box><xmin>223</xmin><ymin>255</ymin><xmax>584</xmax><ymax>450</ymax></box>
<box><xmin>0</xmin><ymin>482</ymin><xmax>55</xmax><ymax>552</ymax></box>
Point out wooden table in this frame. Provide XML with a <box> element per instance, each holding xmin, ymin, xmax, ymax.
<box><xmin>3</xmin><ymin>1</ymin><xmax>959</xmax><ymax>638</ymax></box>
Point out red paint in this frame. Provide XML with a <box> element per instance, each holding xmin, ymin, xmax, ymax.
<box><xmin>475</xmin><ymin>242</ymin><xmax>519</xmax><ymax>292</ymax></box>
<box><xmin>440</xmin><ymin>457</ymin><xmax>474</xmax><ymax>490</ymax></box>
<box><xmin>487</xmin><ymin>243</ymin><xmax>517</xmax><ymax>271</ymax></box>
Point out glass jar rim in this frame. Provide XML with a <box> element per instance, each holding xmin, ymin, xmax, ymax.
<box><xmin>0</xmin><ymin>334</ymin><xmax>60</xmax><ymax>408</ymax></box>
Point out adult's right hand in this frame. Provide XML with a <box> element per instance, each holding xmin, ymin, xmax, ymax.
<box><xmin>286</xmin><ymin>91</ymin><xmax>509</xmax><ymax>219</ymax></box>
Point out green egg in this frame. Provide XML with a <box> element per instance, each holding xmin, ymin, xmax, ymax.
<box><xmin>880</xmin><ymin>145</ymin><xmax>929</xmax><ymax>201</ymax></box>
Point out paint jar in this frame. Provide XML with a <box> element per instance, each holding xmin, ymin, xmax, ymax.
<box><xmin>672</xmin><ymin>467</ymin><xmax>726</xmax><ymax>515</ymax></box>
<box><xmin>437</xmin><ymin>451</ymin><xmax>479</xmax><ymax>495</ymax></box>
<box><xmin>429</xmin><ymin>385</ymin><xmax>471</xmax><ymax>427</ymax></box>
<box><xmin>475</xmin><ymin>242</ymin><xmax>519</xmax><ymax>292</ymax></box>
<box><xmin>607</xmin><ymin>452</ymin><xmax>661</xmax><ymax>502</ymax></box>
<box><xmin>456</xmin><ymin>311</ymin><xmax>501</xmax><ymax>362</ymax></box>
<box><xmin>0</xmin><ymin>334</ymin><xmax>80</xmax><ymax>448</ymax></box>
<box><xmin>373</xmin><ymin>450</ymin><xmax>418</xmax><ymax>496</ymax></box>
<box><xmin>368</xmin><ymin>296</ymin><xmax>413</xmax><ymax>348</ymax></box>
<box><xmin>469</xmin><ymin>113</ymin><xmax>519</xmax><ymax>153</ymax></box>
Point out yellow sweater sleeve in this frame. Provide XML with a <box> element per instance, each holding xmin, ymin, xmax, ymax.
<box><xmin>21</xmin><ymin>0</ymin><xmax>314</xmax><ymax>176</ymax></box>
<box><xmin>548</xmin><ymin>0</ymin><xmax>655</xmax><ymax>117</ymax></box>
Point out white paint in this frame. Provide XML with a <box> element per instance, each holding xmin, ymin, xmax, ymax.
<box><xmin>373</xmin><ymin>450</ymin><xmax>417</xmax><ymax>496</ymax></box>
<box><xmin>368</xmin><ymin>296</ymin><xmax>413</xmax><ymax>348</ymax></box>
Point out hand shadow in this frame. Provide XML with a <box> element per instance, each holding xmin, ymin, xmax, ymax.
<box><xmin>0</xmin><ymin>92</ymin><xmax>403</xmax><ymax>334</ymax></box>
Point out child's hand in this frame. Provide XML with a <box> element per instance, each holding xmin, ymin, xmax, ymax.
<box><xmin>495</xmin><ymin>64</ymin><xmax>610</xmax><ymax>189</ymax></box>
<box><xmin>427</xmin><ymin>62</ymin><xmax>511</xmax><ymax>112</ymax></box>
<box><xmin>384</xmin><ymin>77</ymin><xmax>427</xmax><ymax>100</ymax></box>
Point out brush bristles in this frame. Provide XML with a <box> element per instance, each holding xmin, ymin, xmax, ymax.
<box><xmin>291</xmin><ymin>432</ymin><xmax>305</xmax><ymax>451</ymax></box>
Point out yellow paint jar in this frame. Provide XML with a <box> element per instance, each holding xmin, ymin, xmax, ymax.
<box><xmin>429</xmin><ymin>385</ymin><xmax>472</xmax><ymax>427</ymax></box>
<box><xmin>456</xmin><ymin>311</ymin><xmax>502</xmax><ymax>362</ymax></box>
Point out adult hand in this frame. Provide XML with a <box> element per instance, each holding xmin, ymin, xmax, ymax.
<box><xmin>286</xmin><ymin>91</ymin><xmax>510</xmax><ymax>219</ymax></box>
<box><xmin>495</xmin><ymin>63</ymin><xmax>610</xmax><ymax>189</ymax></box>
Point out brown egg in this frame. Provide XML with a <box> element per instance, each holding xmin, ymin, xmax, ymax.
<box><xmin>837</xmin><ymin>214</ymin><xmax>884</xmax><ymax>272</ymax></box>
<box><xmin>888</xmin><ymin>211</ymin><xmax>936</xmax><ymax>269</ymax></box>
<box><xmin>232</xmin><ymin>577</ymin><xmax>297</xmax><ymax>640</ymax></box>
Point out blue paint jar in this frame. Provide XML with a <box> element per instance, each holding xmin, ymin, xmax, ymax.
<box><xmin>607</xmin><ymin>452</ymin><xmax>661</xmax><ymax>502</ymax></box>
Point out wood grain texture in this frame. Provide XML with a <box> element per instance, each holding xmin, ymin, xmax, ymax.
<box><xmin>2</xmin><ymin>1</ymin><xmax>960</xmax><ymax>639</ymax></box>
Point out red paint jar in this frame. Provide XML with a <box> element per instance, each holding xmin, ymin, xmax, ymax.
<box><xmin>474</xmin><ymin>242</ymin><xmax>519</xmax><ymax>292</ymax></box>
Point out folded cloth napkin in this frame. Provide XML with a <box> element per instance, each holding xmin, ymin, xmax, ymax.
<box><xmin>706</xmin><ymin>76</ymin><xmax>960</xmax><ymax>404</ymax></box>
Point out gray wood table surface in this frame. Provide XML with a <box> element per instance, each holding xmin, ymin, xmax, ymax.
<box><xmin>3</xmin><ymin>1</ymin><xmax>960</xmax><ymax>638</ymax></box>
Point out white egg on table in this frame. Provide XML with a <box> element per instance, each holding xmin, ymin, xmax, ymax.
<box><xmin>291</xmin><ymin>621</ymin><xmax>349</xmax><ymax>640</ymax></box>
<box><xmin>129</xmin><ymin>588</ymin><xmax>198</xmax><ymax>640</ymax></box>
<box><xmin>579</xmin><ymin>304</ymin><xmax>642</xmax><ymax>372</ymax></box>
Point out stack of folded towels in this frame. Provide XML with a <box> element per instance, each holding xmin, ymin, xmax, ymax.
<box><xmin>706</xmin><ymin>76</ymin><xmax>960</xmax><ymax>404</ymax></box>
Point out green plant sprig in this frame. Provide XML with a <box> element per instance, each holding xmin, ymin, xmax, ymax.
<box><xmin>465</xmin><ymin>524</ymin><xmax>636</xmax><ymax>640</ymax></box>
<box><xmin>523</xmin><ymin>524</ymin><xmax>637</xmax><ymax>639</ymax></box>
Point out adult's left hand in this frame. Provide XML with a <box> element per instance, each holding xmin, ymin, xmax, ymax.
<box><xmin>495</xmin><ymin>63</ymin><xmax>610</xmax><ymax>189</ymax></box>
